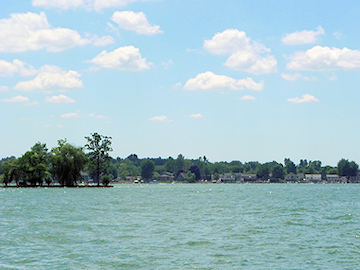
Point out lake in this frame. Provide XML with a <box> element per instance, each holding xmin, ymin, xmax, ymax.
<box><xmin>1</xmin><ymin>184</ymin><xmax>360</xmax><ymax>269</ymax></box>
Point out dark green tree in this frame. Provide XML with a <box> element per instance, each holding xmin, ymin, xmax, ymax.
<box><xmin>189</xmin><ymin>165</ymin><xmax>201</xmax><ymax>181</ymax></box>
<box><xmin>2</xmin><ymin>158</ymin><xmax>20</xmax><ymax>186</ymax></box>
<box><xmin>284</xmin><ymin>158</ymin><xmax>296</xmax><ymax>174</ymax></box>
<box><xmin>256</xmin><ymin>164</ymin><xmax>269</xmax><ymax>180</ymax></box>
<box><xmin>17</xmin><ymin>142</ymin><xmax>51</xmax><ymax>186</ymax></box>
<box><xmin>85</xmin><ymin>133</ymin><xmax>113</xmax><ymax>186</ymax></box>
<box><xmin>272</xmin><ymin>164</ymin><xmax>285</xmax><ymax>180</ymax></box>
<box><xmin>51</xmin><ymin>139</ymin><xmax>87</xmax><ymax>187</ymax></box>
<box><xmin>337</xmin><ymin>159</ymin><xmax>359</xmax><ymax>183</ymax></box>
<box><xmin>141</xmin><ymin>159</ymin><xmax>155</xmax><ymax>182</ymax></box>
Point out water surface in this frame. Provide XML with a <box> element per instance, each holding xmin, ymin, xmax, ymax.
<box><xmin>1</xmin><ymin>184</ymin><xmax>360</xmax><ymax>269</ymax></box>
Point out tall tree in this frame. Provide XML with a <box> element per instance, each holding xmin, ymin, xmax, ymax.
<box><xmin>141</xmin><ymin>159</ymin><xmax>155</xmax><ymax>182</ymax></box>
<box><xmin>85</xmin><ymin>133</ymin><xmax>113</xmax><ymax>186</ymax></box>
<box><xmin>17</xmin><ymin>142</ymin><xmax>51</xmax><ymax>186</ymax></box>
<box><xmin>272</xmin><ymin>164</ymin><xmax>285</xmax><ymax>180</ymax></box>
<box><xmin>51</xmin><ymin>139</ymin><xmax>87</xmax><ymax>187</ymax></box>
<box><xmin>337</xmin><ymin>159</ymin><xmax>359</xmax><ymax>183</ymax></box>
<box><xmin>284</xmin><ymin>158</ymin><xmax>297</xmax><ymax>174</ymax></box>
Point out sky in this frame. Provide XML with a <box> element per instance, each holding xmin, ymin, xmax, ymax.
<box><xmin>1</xmin><ymin>0</ymin><xmax>360</xmax><ymax>166</ymax></box>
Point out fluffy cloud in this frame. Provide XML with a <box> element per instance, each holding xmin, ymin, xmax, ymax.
<box><xmin>149</xmin><ymin>116</ymin><xmax>172</xmax><ymax>122</ymax></box>
<box><xmin>1</xmin><ymin>95</ymin><xmax>30</xmax><ymax>103</ymax></box>
<box><xmin>281</xmin><ymin>73</ymin><xmax>315</xmax><ymax>81</ymax></box>
<box><xmin>184</xmin><ymin>71</ymin><xmax>264</xmax><ymax>91</ymax></box>
<box><xmin>0</xmin><ymin>59</ymin><xmax>37</xmax><ymax>77</ymax></box>
<box><xmin>88</xmin><ymin>46</ymin><xmax>152</xmax><ymax>71</ymax></box>
<box><xmin>0</xmin><ymin>86</ymin><xmax>9</xmax><ymax>92</ymax></box>
<box><xmin>92</xmin><ymin>35</ymin><xmax>115</xmax><ymax>46</ymax></box>
<box><xmin>286</xmin><ymin>46</ymin><xmax>360</xmax><ymax>70</ymax></box>
<box><xmin>0</xmin><ymin>12</ymin><xmax>92</xmax><ymax>52</ymax></box>
<box><xmin>45</xmin><ymin>94</ymin><xmax>76</xmax><ymax>103</ymax></box>
<box><xmin>61</xmin><ymin>112</ymin><xmax>79</xmax><ymax>118</ymax></box>
<box><xmin>190</xmin><ymin>113</ymin><xmax>202</xmax><ymax>118</ymax></box>
<box><xmin>111</xmin><ymin>11</ymin><xmax>163</xmax><ymax>35</ymax></box>
<box><xmin>204</xmin><ymin>29</ymin><xmax>277</xmax><ymax>74</ymax></box>
<box><xmin>287</xmin><ymin>94</ymin><xmax>319</xmax><ymax>103</ymax></box>
<box><xmin>282</xmin><ymin>26</ymin><xmax>325</xmax><ymax>45</ymax></box>
<box><xmin>32</xmin><ymin>0</ymin><xmax>141</xmax><ymax>11</ymax></box>
<box><xmin>14</xmin><ymin>65</ymin><xmax>82</xmax><ymax>91</ymax></box>
<box><xmin>239</xmin><ymin>95</ymin><xmax>256</xmax><ymax>101</ymax></box>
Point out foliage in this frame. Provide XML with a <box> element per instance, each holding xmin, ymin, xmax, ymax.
<box><xmin>186</xmin><ymin>171</ymin><xmax>196</xmax><ymax>183</ymax></box>
<box><xmin>189</xmin><ymin>165</ymin><xmax>201</xmax><ymax>181</ymax></box>
<box><xmin>18</xmin><ymin>142</ymin><xmax>51</xmax><ymax>186</ymax></box>
<box><xmin>101</xmin><ymin>174</ymin><xmax>113</xmax><ymax>187</ymax></box>
<box><xmin>272</xmin><ymin>164</ymin><xmax>285</xmax><ymax>180</ymax></box>
<box><xmin>337</xmin><ymin>159</ymin><xmax>359</xmax><ymax>182</ymax></box>
<box><xmin>51</xmin><ymin>139</ymin><xmax>87</xmax><ymax>187</ymax></box>
<box><xmin>85</xmin><ymin>133</ymin><xmax>113</xmax><ymax>186</ymax></box>
<box><xmin>141</xmin><ymin>159</ymin><xmax>155</xmax><ymax>182</ymax></box>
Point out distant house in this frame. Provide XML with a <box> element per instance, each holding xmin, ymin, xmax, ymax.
<box><xmin>220</xmin><ymin>173</ymin><xmax>236</xmax><ymax>183</ymax></box>
<box><xmin>285</xmin><ymin>173</ymin><xmax>303</xmax><ymax>182</ymax></box>
<box><xmin>80</xmin><ymin>172</ymin><xmax>92</xmax><ymax>183</ymax></box>
<box><xmin>326</xmin><ymin>174</ymin><xmax>346</xmax><ymax>183</ymax></box>
<box><xmin>158</xmin><ymin>172</ymin><xmax>175</xmax><ymax>182</ymax></box>
<box><xmin>349</xmin><ymin>172</ymin><xmax>360</xmax><ymax>183</ymax></box>
<box><xmin>305</xmin><ymin>174</ymin><xmax>321</xmax><ymax>183</ymax></box>
<box><xmin>176</xmin><ymin>172</ymin><xmax>187</xmax><ymax>182</ymax></box>
<box><xmin>240</xmin><ymin>174</ymin><xmax>257</xmax><ymax>182</ymax></box>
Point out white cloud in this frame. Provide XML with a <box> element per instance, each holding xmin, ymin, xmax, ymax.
<box><xmin>224</xmin><ymin>52</ymin><xmax>277</xmax><ymax>74</ymax></box>
<box><xmin>204</xmin><ymin>29</ymin><xmax>277</xmax><ymax>74</ymax></box>
<box><xmin>149</xmin><ymin>116</ymin><xmax>172</xmax><ymax>122</ymax></box>
<box><xmin>45</xmin><ymin>94</ymin><xmax>76</xmax><ymax>103</ymax></box>
<box><xmin>286</xmin><ymin>46</ymin><xmax>360</xmax><ymax>70</ymax></box>
<box><xmin>282</xmin><ymin>26</ymin><xmax>325</xmax><ymax>45</ymax></box>
<box><xmin>190</xmin><ymin>113</ymin><xmax>202</xmax><ymax>118</ymax></box>
<box><xmin>111</xmin><ymin>11</ymin><xmax>163</xmax><ymax>35</ymax></box>
<box><xmin>87</xmin><ymin>113</ymin><xmax>108</xmax><ymax>119</ymax></box>
<box><xmin>14</xmin><ymin>66</ymin><xmax>82</xmax><ymax>91</ymax></box>
<box><xmin>87</xmin><ymin>46</ymin><xmax>152</xmax><ymax>71</ymax></box>
<box><xmin>61</xmin><ymin>112</ymin><xmax>79</xmax><ymax>118</ymax></box>
<box><xmin>0</xmin><ymin>12</ymin><xmax>92</xmax><ymax>52</ymax></box>
<box><xmin>32</xmin><ymin>0</ymin><xmax>142</xmax><ymax>12</ymax></box>
<box><xmin>287</xmin><ymin>94</ymin><xmax>319</xmax><ymax>103</ymax></box>
<box><xmin>161</xmin><ymin>60</ymin><xmax>174</xmax><ymax>68</ymax></box>
<box><xmin>1</xmin><ymin>95</ymin><xmax>30</xmax><ymax>103</ymax></box>
<box><xmin>0</xmin><ymin>59</ymin><xmax>37</xmax><ymax>77</ymax></box>
<box><xmin>184</xmin><ymin>71</ymin><xmax>264</xmax><ymax>91</ymax></box>
<box><xmin>92</xmin><ymin>35</ymin><xmax>115</xmax><ymax>46</ymax></box>
<box><xmin>0</xmin><ymin>86</ymin><xmax>9</xmax><ymax>92</ymax></box>
<box><xmin>333</xmin><ymin>31</ymin><xmax>343</xmax><ymax>40</ymax></box>
<box><xmin>281</xmin><ymin>73</ymin><xmax>315</xmax><ymax>81</ymax></box>
<box><xmin>240</xmin><ymin>95</ymin><xmax>256</xmax><ymax>101</ymax></box>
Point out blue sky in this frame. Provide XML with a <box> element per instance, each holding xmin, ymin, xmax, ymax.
<box><xmin>1</xmin><ymin>0</ymin><xmax>360</xmax><ymax>166</ymax></box>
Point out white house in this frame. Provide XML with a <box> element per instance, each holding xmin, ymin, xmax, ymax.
<box><xmin>285</xmin><ymin>173</ymin><xmax>303</xmax><ymax>182</ymax></box>
<box><xmin>305</xmin><ymin>174</ymin><xmax>321</xmax><ymax>183</ymax></box>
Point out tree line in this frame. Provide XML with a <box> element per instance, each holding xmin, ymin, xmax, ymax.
<box><xmin>0</xmin><ymin>133</ymin><xmax>113</xmax><ymax>187</ymax></box>
<box><xmin>0</xmin><ymin>133</ymin><xmax>359</xmax><ymax>186</ymax></box>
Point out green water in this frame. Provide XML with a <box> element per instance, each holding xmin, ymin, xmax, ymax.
<box><xmin>1</xmin><ymin>184</ymin><xmax>360</xmax><ymax>269</ymax></box>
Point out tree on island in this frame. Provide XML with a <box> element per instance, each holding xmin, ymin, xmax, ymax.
<box><xmin>51</xmin><ymin>139</ymin><xmax>87</xmax><ymax>187</ymax></box>
<box><xmin>141</xmin><ymin>159</ymin><xmax>155</xmax><ymax>182</ymax></box>
<box><xmin>85</xmin><ymin>133</ymin><xmax>113</xmax><ymax>186</ymax></box>
<box><xmin>337</xmin><ymin>159</ymin><xmax>359</xmax><ymax>183</ymax></box>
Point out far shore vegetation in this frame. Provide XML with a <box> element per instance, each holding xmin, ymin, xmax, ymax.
<box><xmin>1</xmin><ymin>133</ymin><xmax>359</xmax><ymax>187</ymax></box>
